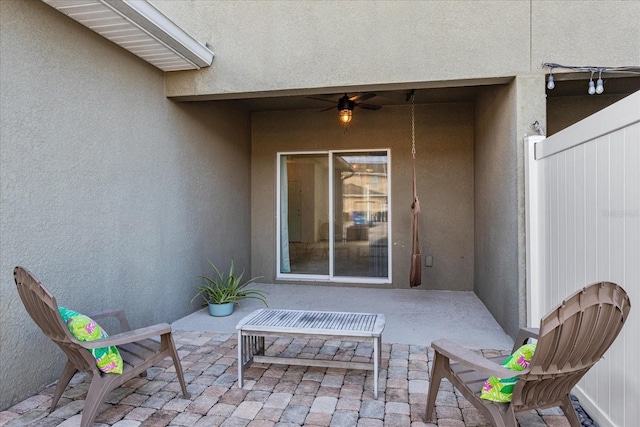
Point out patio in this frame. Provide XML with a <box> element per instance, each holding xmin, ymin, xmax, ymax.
<box><xmin>0</xmin><ymin>285</ymin><xmax>584</xmax><ymax>426</ymax></box>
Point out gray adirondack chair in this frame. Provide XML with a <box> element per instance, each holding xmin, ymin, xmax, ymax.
<box><xmin>426</xmin><ymin>281</ymin><xmax>631</xmax><ymax>427</ymax></box>
<box><xmin>14</xmin><ymin>266</ymin><xmax>189</xmax><ymax>427</ymax></box>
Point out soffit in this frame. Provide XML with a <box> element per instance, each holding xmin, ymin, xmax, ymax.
<box><xmin>224</xmin><ymin>87</ymin><xmax>480</xmax><ymax>112</ymax></box>
<box><xmin>199</xmin><ymin>76</ymin><xmax>640</xmax><ymax>112</ymax></box>
<box><xmin>42</xmin><ymin>0</ymin><xmax>214</xmax><ymax>72</ymax></box>
<box><xmin>208</xmin><ymin>79</ymin><xmax>514</xmax><ymax>112</ymax></box>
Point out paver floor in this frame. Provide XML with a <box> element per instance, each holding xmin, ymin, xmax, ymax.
<box><xmin>0</xmin><ymin>331</ymin><xmax>573</xmax><ymax>427</ymax></box>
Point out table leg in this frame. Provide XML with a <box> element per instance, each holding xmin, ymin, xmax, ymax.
<box><xmin>237</xmin><ymin>330</ymin><xmax>244</xmax><ymax>388</ymax></box>
<box><xmin>373</xmin><ymin>335</ymin><xmax>379</xmax><ymax>399</ymax></box>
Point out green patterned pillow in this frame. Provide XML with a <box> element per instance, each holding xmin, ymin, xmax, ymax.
<box><xmin>480</xmin><ymin>343</ymin><xmax>536</xmax><ymax>403</ymax></box>
<box><xmin>58</xmin><ymin>307</ymin><xmax>124</xmax><ymax>374</ymax></box>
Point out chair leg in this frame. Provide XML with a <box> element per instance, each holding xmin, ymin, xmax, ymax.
<box><xmin>164</xmin><ymin>333</ymin><xmax>190</xmax><ymax>399</ymax></box>
<box><xmin>425</xmin><ymin>351</ymin><xmax>446</xmax><ymax>422</ymax></box>
<box><xmin>496</xmin><ymin>408</ymin><xmax>518</xmax><ymax>427</ymax></box>
<box><xmin>81</xmin><ymin>377</ymin><xmax>113</xmax><ymax>427</ymax></box>
<box><xmin>50</xmin><ymin>361</ymin><xmax>77</xmax><ymax>412</ymax></box>
<box><xmin>560</xmin><ymin>395</ymin><xmax>582</xmax><ymax>427</ymax></box>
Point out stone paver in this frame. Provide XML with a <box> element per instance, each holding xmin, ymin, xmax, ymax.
<box><xmin>112</xmin><ymin>420</ymin><xmax>143</xmax><ymax>427</ymax></box>
<box><xmin>330</xmin><ymin>410</ymin><xmax>359</xmax><ymax>426</ymax></box>
<box><xmin>0</xmin><ymin>330</ymin><xmax>585</xmax><ymax>427</ymax></box>
<box><xmin>125</xmin><ymin>407</ymin><xmax>157</xmax><ymax>422</ymax></box>
<box><xmin>232</xmin><ymin>401</ymin><xmax>263</xmax><ymax>420</ymax></box>
<box><xmin>358</xmin><ymin>419</ymin><xmax>384</xmax><ymax>427</ymax></box>
<box><xmin>49</xmin><ymin>400</ymin><xmax>85</xmax><ymax>419</ymax></box>
<box><xmin>309</xmin><ymin>396</ymin><xmax>338</xmax><ymax>414</ymax></box>
<box><xmin>280</xmin><ymin>405</ymin><xmax>309</xmax><ymax>424</ymax></box>
<box><xmin>360</xmin><ymin>400</ymin><xmax>385</xmax><ymax>419</ymax></box>
<box><xmin>169</xmin><ymin>411</ymin><xmax>203</xmax><ymax>426</ymax></box>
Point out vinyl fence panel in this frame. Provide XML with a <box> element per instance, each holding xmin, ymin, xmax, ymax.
<box><xmin>526</xmin><ymin>91</ymin><xmax>640</xmax><ymax>427</ymax></box>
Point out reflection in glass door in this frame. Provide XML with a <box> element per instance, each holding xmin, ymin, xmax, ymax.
<box><xmin>278</xmin><ymin>150</ymin><xmax>390</xmax><ymax>283</ymax></box>
<box><xmin>333</xmin><ymin>152</ymin><xmax>389</xmax><ymax>278</ymax></box>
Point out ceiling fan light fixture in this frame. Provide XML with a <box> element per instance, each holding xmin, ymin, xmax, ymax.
<box><xmin>337</xmin><ymin>94</ymin><xmax>355</xmax><ymax>124</ymax></box>
<box><xmin>339</xmin><ymin>108</ymin><xmax>353</xmax><ymax>123</ymax></box>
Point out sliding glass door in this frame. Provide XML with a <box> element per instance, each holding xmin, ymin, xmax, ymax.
<box><xmin>279</xmin><ymin>153</ymin><xmax>330</xmax><ymax>275</ymax></box>
<box><xmin>277</xmin><ymin>150</ymin><xmax>390</xmax><ymax>283</ymax></box>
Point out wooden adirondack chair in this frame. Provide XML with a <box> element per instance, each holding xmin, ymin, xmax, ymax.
<box><xmin>425</xmin><ymin>281</ymin><xmax>631</xmax><ymax>427</ymax></box>
<box><xmin>14</xmin><ymin>266</ymin><xmax>189</xmax><ymax>427</ymax></box>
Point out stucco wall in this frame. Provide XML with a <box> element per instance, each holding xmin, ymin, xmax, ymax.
<box><xmin>473</xmin><ymin>84</ymin><xmax>520</xmax><ymax>338</ymax></box>
<box><xmin>251</xmin><ymin>103</ymin><xmax>474</xmax><ymax>290</ymax></box>
<box><xmin>547</xmin><ymin>94</ymin><xmax>629</xmax><ymax>136</ymax></box>
<box><xmin>0</xmin><ymin>1</ymin><xmax>251</xmax><ymax>409</ymax></box>
<box><xmin>155</xmin><ymin>0</ymin><xmax>639</xmax><ymax>99</ymax></box>
<box><xmin>473</xmin><ymin>75</ymin><xmax>546</xmax><ymax>339</ymax></box>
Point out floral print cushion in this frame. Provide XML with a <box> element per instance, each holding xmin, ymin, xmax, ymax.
<box><xmin>480</xmin><ymin>343</ymin><xmax>536</xmax><ymax>403</ymax></box>
<box><xmin>58</xmin><ymin>307</ymin><xmax>124</xmax><ymax>374</ymax></box>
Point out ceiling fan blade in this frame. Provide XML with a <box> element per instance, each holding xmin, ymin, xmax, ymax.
<box><xmin>357</xmin><ymin>103</ymin><xmax>382</xmax><ymax>110</ymax></box>
<box><xmin>349</xmin><ymin>92</ymin><xmax>376</xmax><ymax>102</ymax></box>
<box><xmin>319</xmin><ymin>106</ymin><xmax>336</xmax><ymax>112</ymax></box>
<box><xmin>307</xmin><ymin>96</ymin><xmax>337</xmax><ymax>104</ymax></box>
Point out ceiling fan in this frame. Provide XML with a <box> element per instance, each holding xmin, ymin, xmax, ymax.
<box><xmin>307</xmin><ymin>93</ymin><xmax>381</xmax><ymax>123</ymax></box>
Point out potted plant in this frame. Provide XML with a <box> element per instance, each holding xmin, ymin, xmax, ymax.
<box><xmin>191</xmin><ymin>259</ymin><xmax>267</xmax><ymax>316</ymax></box>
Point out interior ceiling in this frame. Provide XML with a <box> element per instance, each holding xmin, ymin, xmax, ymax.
<box><xmin>215</xmin><ymin>75</ymin><xmax>639</xmax><ymax>112</ymax></box>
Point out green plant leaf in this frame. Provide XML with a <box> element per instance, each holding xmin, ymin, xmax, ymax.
<box><xmin>191</xmin><ymin>259</ymin><xmax>268</xmax><ymax>307</ymax></box>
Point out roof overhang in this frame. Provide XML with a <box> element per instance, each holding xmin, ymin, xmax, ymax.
<box><xmin>42</xmin><ymin>0</ymin><xmax>214</xmax><ymax>72</ymax></box>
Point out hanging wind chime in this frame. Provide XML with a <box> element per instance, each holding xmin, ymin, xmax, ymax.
<box><xmin>409</xmin><ymin>91</ymin><xmax>422</xmax><ymax>288</ymax></box>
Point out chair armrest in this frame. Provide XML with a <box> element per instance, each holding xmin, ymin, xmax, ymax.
<box><xmin>431</xmin><ymin>339</ymin><xmax>527</xmax><ymax>379</ymax></box>
<box><xmin>512</xmin><ymin>327</ymin><xmax>539</xmax><ymax>352</ymax></box>
<box><xmin>86</xmin><ymin>309</ymin><xmax>132</xmax><ymax>332</ymax></box>
<box><xmin>81</xmin><ymin>323</ymin><xmax>172</xmax><ymax>349</ymax></box>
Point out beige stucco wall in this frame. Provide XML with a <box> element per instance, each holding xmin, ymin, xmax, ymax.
<box><xmin>155</xmin><ymin>1</ymin><xmax>639</xmax><ymax>99</ymax></box>
<box><xmin>251</xmin><ymin>103</ymin><xmax>474</xmax><ymax>290</ymax></box>
<box><xmin>0</xmin><ymin>0</ymin><xmax>251</xmax><ymax>409</ymax></box>
<box><xmin>473</xmin><ymin>83</ymin><xmax>520</xmax><ymax>337</ymax></box>
<box><xmin>473</xmin><ymin>76</ymin><xmax>546</xmax><ymax>339</ymax></box>
<box><xmin>531</xmin><ymin>1</ymin><xmax>640</xmax><ymax>69</ymax></box>
<box><xmin>547</xmin><ymin>94</ymin><xmax>629</xmax><ymax>135</ymax></box>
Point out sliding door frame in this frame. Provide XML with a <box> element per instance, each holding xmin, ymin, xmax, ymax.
<box><xmin>276</xmin><ymin>149</ymin><xmax>392</xmax><ymax>284</ymax></box>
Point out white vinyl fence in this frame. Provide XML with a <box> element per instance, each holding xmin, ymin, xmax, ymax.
<box><xmin>526</xmin><ymin>91</ymin><xmax>639</xmax><ymax>427</ymax></box>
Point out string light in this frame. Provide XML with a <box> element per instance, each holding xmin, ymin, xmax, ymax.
<box><xmin>542</xmin><ymin>63</ymin><xmax>640</xmax><ymax>95</ymax></box>
<box><xmin>596</xmin><ymin>71</ymin><xmax>604</xmax><ymax>94</ymax></box>
<box><xmin>588</xmin><ymin>71</ymin><xmax>596</xmax><ymax>95</ymax></box>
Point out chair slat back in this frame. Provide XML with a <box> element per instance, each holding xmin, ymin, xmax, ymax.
<box><xmin>513</xmin><ymin>281</ymin><xmax>630</xmax><ymax>410</ymax></box>
<box><xmin>14</xmin><ymin>266</ymin><xmax>98</xmax><ymax>373</ymax></box>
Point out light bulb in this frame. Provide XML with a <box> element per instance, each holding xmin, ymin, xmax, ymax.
<box><xmin>596</xmin><ymin>78</ymin><xmax>604</xmax><ymax>94</ymax></box>
<box><xmin>588</xmin><ymin>79</ymin><xmax>596</xmax><ymax>95</ymax></box>
<box><xmin>547</xmin><ymin>74</ymin><xmax>555</xmax><ymax>90</ymax></box>
<box><xmin>339</xmin><ymin>109</ymin><xmax>352</xmax><ymax>123</ymax></box>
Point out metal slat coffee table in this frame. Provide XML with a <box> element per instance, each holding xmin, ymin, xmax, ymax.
<box><xmin>236</xmin><ymin>308</ymin><xmax>386</xmax><ymax>398</ymax></box>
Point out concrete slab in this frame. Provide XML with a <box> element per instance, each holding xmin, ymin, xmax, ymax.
<box><xmin>172</xmin><ymin>283</ymin><xmax>514</xmax><ymax>350</ymax></box>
